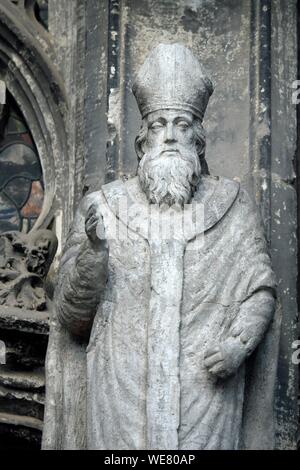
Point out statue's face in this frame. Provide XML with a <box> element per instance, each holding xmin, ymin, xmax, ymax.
<box><xmin>137</xmin><ymin>109</ymin><xmax>201</xmax><ymax>206</ymax></box>
<box><xmin>143</xmin><ymin>109</ymin><xmax>196</xmax><ymax>155</ymax></box>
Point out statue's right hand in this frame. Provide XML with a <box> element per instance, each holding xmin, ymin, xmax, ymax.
<box><xmin>204</xmin><ymin>337</ymin><xmax>247</xmax><ymax>379</ymax></box>
<box><xmin>85</xmin><ymin>203</ymin><xmax>107</xmax><ymax>248</ymax></box>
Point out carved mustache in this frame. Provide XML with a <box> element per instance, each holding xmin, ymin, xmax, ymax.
<box><xmin>161</xmin><ymin>149</ymin><xmax>180</xmax><ymax>155</ymax></box>
<box><xmin>145</xmin><ymin>146</ymin><xmax>196</xmax><ymax>162</ymax></box>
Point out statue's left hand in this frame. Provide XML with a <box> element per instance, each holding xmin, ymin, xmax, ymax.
<box><xmin>85</xmin><ymin>203</ymin><xmax>106</xmax><ymax>248</ymax></box>
<box><xmin>204</xmin><ymin>337</ymin><xmax>247</xmax><ymax>379</ymax></box>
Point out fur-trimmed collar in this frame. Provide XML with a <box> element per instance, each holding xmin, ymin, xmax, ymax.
<box><xmin>101</xmin><ymin>175</ymin><xmax>240</xmax><ymax>242</ymax></box>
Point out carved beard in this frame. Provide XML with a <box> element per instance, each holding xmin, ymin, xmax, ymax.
<box><xmin>137</xmin><ymin>146</ymin><xmax>201</xmax><ymax>206</ymax></box>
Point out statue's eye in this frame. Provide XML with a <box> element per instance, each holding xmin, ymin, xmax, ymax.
<box><xmin>150</xmin><ymin>122</ymin><xmax>164</xmax><ymax>130</ymax></box>
<box><xmin>177</xmin><ymin>120</ymin><xmax>190</xmax><ymax>129</ymax></box>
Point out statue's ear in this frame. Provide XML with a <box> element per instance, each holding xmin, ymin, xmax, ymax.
<box><xmin>135</xmin><ymin>120</ymin><xmax>149</xmax><ymax>160</ymax></box>
<box><xmin>134</xmin><ymin>134</ymin><xmax>145</xmax><ymax>160</ymax></box>
<box><xmin>196</xmin><ymin>138</ymin><xmax>205</xmax><ymax>158</ymax></box>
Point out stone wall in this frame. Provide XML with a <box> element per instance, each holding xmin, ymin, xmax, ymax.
<box><xmin>80</xmin><ymin>0</ymin><xmax>299</xmax><ymax>448</ymax></box>
<box><xmin>0</xmin><ymin>0</ymin><xmax>298</xmax><ymax>449</ymax></box>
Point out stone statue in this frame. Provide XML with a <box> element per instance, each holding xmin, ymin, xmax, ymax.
<box><xmin>0</xmin><ymin>229</ymin><xmax>57</xmax><ymax>311</ymax></box>
<box><xmin>43</xmin><ymin>44</ymin><xmax>278</xmax><ymax>450</ymax></box>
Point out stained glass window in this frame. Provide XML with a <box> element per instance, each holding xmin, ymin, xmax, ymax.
<box><xmin>0</xmin><ymin>94</ymin><xmax>44</xmax><ymax>233</ymax></box>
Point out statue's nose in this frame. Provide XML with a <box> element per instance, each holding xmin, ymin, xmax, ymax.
<box><xmin>164</xmin><ymin>123</ymin><xmax>176</xmax><ymax>143</ymax></box>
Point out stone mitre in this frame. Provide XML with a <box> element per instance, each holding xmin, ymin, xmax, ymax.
<box><xmin>132</xmin><ymin>43</ymin><xmax>214</xmax><ymax>121</ymax></box>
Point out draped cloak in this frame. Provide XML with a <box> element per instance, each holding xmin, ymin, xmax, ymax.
<box><xmin>42</xmin><ymin>175</ymin><xmax>279</xmax><ymax>450</ymax></box>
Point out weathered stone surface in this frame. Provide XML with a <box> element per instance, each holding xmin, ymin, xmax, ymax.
<box><xmin>43</xmin><ymin>44</ymin><xmax>278</xmax><ymax>450</ymax></box>
<box><xmin>0</xmin><ymin>230</ymin><xmax>57</xmax><ymax>311</ymax></box>
<box><xmin>0</xmin><ymin>386</ymin><xmax>44</xmax><ymax>416</ymax></box>
<box><xmin>0</xmin><ymin>308</ymin><xmax>48</xmax><ymax>448</ymax></box>
<box><xmin>0</xmin><ymin>0</ymin><xmax>297</xmax><ymax>452</ymax></box>
<box><xmin>0</xmin><ymin>307</ymin><xmax>49</xmax><ymax>335</ymax></box>
<box><xmin>0</xmin><ymin>409</ymin><xmax>43</xmax><ymax>450</ymax></box>
<box><xmin>0</xmin><ymin>0</ymin><xmax>69</xmax><ymax>450</ymax></box>
<box><xmin>84</xmin><ymin>0</ymin><xmax>109</xmax><ymax>192</ymax></box>
<box><xmin>100</xmin><ymin>0</ymin><xmax>252</xmax><ymax>184</ymax></box>
<box><xmin>0</xmin><ymin>412</ymin><xmax>43</xmax><ymax>431</ymax></box>
<box><xmin>0</xmin><ymin>0</ymin><xmax>69</xmax><ymax>242</ymax></box>
<box><xmin>270</xmin><ymin>0</ymin><xmax>298</xmax><ymax>450</ymax></box>
<box><xmin>0</xmin><ymin>368</ymin><xmax>45</xmax><ymax>391</ymax></box>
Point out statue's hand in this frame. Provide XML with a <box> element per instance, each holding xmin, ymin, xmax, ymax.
<box><xmin>204</xmin><ymin>337</ymin><xmax>247</xmax><ymax>379</ymax></box>
<box><xmin>85</xmin><ymin>203</ymin><xmax>107</xmax><ymax>248</ymax></box>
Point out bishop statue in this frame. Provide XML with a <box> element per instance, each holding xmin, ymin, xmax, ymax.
<box><xmin>43</xmin><ymin>44</ymin><xmax>278</xmax><ymax>450</ymax></box>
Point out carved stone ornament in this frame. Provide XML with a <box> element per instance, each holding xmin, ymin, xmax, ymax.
<box><xmin>43</xmin><ymin>44</ymin><xmax>278</xmax><ymax>450</ymax></box>
<box><xmin>0</xmin><ymin>229</ymin><xmax>57</xmax><ymax>311</ymax></box>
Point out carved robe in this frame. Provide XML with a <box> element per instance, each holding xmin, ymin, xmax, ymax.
<box><xmin>43</xmin><ymin>175</ymin><xmax>279</xmax><ymax>450</ymax></box>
